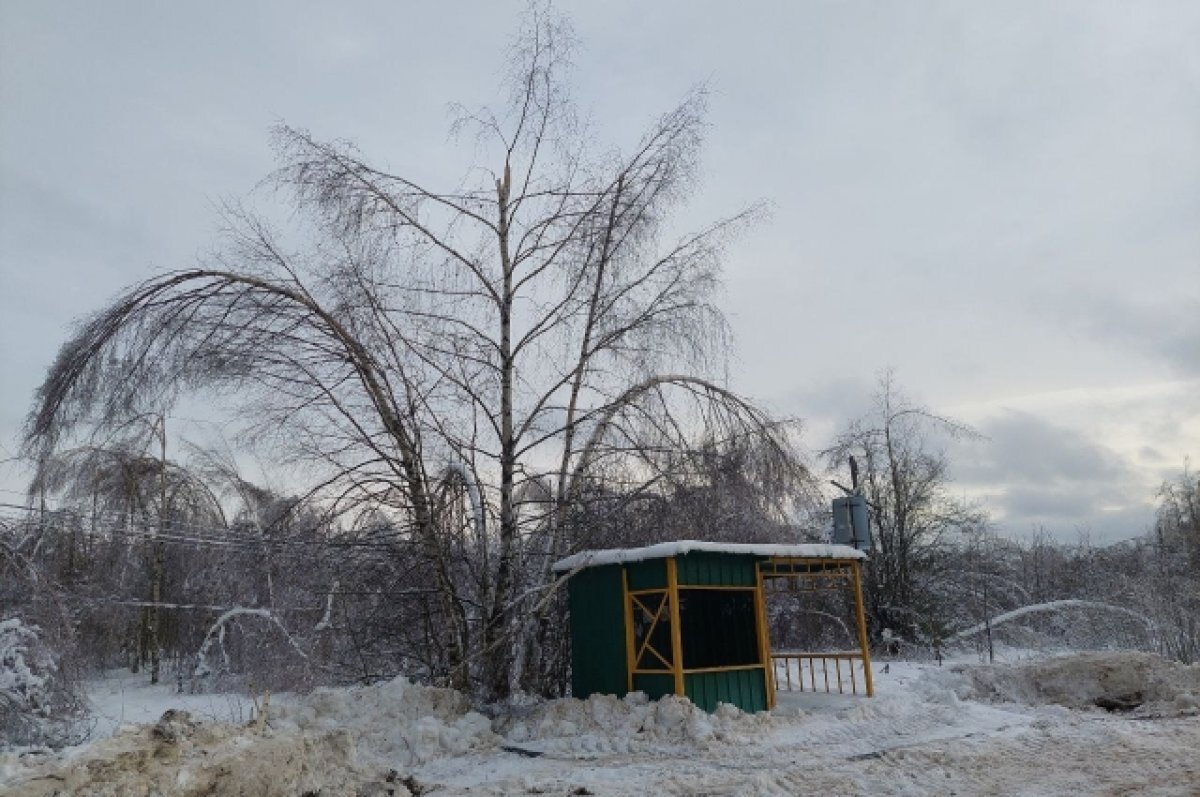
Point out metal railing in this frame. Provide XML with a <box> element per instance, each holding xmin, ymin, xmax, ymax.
<box><xmin>772</xmin><ymin>651</ymin><xmax>870</xmax><ymax>696</ymax></box>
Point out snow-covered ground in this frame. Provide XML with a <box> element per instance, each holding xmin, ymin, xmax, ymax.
<box><xmin>86</xmin><ymin>670</ymin><xmax>262</xmax><ymax>737</ymax></box>
<box><xmin>3</xmin><ymin>651</ymin><xmax>1198</xmax><ymax>795</ymax></box>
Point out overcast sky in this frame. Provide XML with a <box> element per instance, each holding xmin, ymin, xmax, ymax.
<box><xmin>2</xmin><ymin>1</ymin><xmax>1197</xmax><ymax>543</ymax></box>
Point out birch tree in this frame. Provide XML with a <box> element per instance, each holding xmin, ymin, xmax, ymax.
<box><xmin>23</xmin><ymin>9</ymin><xmax>802</xmax><ymax>699</ymax></box>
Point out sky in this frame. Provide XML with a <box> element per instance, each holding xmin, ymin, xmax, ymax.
<box><xmin>1</xmin><ymin>1</ymin><xmax>1197</xmax><ymax>543</ymax></box>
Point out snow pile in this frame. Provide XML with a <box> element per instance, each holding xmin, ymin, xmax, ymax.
<box><xmin>3</xmin><ymin>708</ymin><xmax>381</xmax><ymax>797</ymax></box>
<box><xmin>499</xmin><ymin>691</ymin><xmax>775</xmax><ymax>755</ymax></box>
<box><xmin>952</xmin><ymin>651</ymin><xmax>1200</xmax><ymax>716</ymax></box>
<box><xmin>8</xmin><ymin>655</ymin><xmax>1200</xmax><ymax>796</ymax></box>
<box><xmin>271</xmin><ymin>675</ymin><xmax>498</xmax><ymax>765</ymax></box>
<box><xmin>3</xmin><ymin>676</ymin><xmax>497</xmax><ymax>796</ymax></box>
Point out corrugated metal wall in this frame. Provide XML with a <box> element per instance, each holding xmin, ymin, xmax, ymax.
<box><xmin>685</xmin><ymin>668</ymin><xmax>768</xmax><ymax>712</ymax></box>
<box><xmin>675</xmin><ymin>552</ymin><xmax>758</xmax><ymax>586</ymax></box>
<box><xmin>632</xmin><ymin>672</ymin><xmax>676</xmax><ymax>701</ymax></box>
<box><xmin>626</xmin><ymin>558</ymin><xmax>667</xmax><ymax>590</ymax></box>
<box><xmin>568</xmin><ymin>565</ymin><xmax>628</xmax><ymax>699</ymax></box>
<box><xmin>567</xmin><ymin>552</ymin><xmax>772</xmax><ymax>713</ymax></box>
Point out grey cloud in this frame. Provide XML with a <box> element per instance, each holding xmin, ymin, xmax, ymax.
<box><xmin>956</xmin><ymin>410</ymin><xmax>1130</xmax><ymax>486</ymax></box>
<box><xmin>1063</xmin><ymin>296</ymin><xmax>1200</xmax><ymax>377</ymax></box>
<box><xmin>952</xmin><ymin>410</ymin><xmax>1154</xmax><ymax>542</ymax></box>
<box><xmin>1000</xmin><ymin>483</ymin><xmax>1139</xmax><ymax>524</ymax></box>
<box><xmin>786</xmin><ymin>376</ymin><xmax>874</xmax><ymax>421</ymax></box>
<box><xmin>1000</xmin><ymin>486</ymin><xmax>1089</xmax><ymax>520</ymax></box>
<box><xmin>2</xmin><ymin>0</ymin><xmax>1198</xmax><ymax>526</ymax></box>
<box><xmin>1137</xmin><ymin>446</ymin><xmax>1169</xmax><ymax>465</ymax></box>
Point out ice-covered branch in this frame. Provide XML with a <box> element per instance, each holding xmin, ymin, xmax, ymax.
<box><xmin>949</xmin><ymin>600</ymin><xmax>1158</xmax><ymax>642</ymax></box>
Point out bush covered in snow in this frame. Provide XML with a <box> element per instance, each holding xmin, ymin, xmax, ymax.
<box><xmin>0</xmin><ymin>618</ymin><xmax>88</xmax><ymax>750</ymax></box>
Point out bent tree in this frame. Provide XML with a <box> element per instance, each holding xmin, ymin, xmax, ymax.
<box><xmin>24</xmin><ymin>11</ymin><xmax>803</xmax><ymax>699</ymax></box>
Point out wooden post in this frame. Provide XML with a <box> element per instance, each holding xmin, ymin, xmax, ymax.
<box><xmin>622</xmin><ymin>569</ymin><xmax>635</xmax><ymax>694</ymax></box>
<box><xmin>850</xmin><ymin>560</ymin><xmax>874</xmax><ymax>697</ymax></box>
<box><xmin>753</xmin><ymin>563</ymin><xmax>776</xmax><ymax>709</ymax></box>
<box><xmin>665</xmin><ymin>559</ymin><xmax>685</xmax><ymax>698</ymax></box>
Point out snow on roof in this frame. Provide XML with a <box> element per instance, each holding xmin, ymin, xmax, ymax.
<box><xmin>551</xmin><ymin>540</ymin><xmax>866</xmax><ymax>573</ymax></box>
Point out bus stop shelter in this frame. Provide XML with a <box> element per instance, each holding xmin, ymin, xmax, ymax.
<box><xmin>552</xmin><ymin>541</ymin><xmax>872</xmax><ymax>713</ymax></box>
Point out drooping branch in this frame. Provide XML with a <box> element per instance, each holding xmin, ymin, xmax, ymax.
<box><xmin>23</xmin><ymin>267</ymin><xmax>435</xmax><ymax>544</ymax></box>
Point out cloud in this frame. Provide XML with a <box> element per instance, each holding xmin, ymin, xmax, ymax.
<box><xmin>1064</xmin><ymin>296</ymin><xmax>1200</xmax><ymax>377</ymax></box>
<box><xmin>2</xmin><ymin>0</ymin><xmax>1197</xmax><ymax>532</ymax></box>
<box><xmin>957</xmin><ymin>410</ymin><xmax>1130</xmax><ymax>486</ymax></box>
<box><xmin>953</xmin><ymin>410</ymin><xmax>1154</xmax><ymax>542</ymax></box>
<box><xmin>786</xmin><ymin>376</ymin><xmax>875</xmax><ymax>421</ymax></box>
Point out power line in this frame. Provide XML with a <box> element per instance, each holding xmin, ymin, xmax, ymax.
<box><xmin>0</xmin><ymin>504</ymin><xmax>417</xmax><ymax>551</ymax></box>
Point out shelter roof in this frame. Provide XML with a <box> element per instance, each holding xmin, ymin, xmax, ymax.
<box><xmin>551</xmin><ymin>540</ymin><xmax>866</xmax><ymax>573</ymax></box>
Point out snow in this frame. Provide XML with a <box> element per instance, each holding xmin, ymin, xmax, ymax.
<box><xmin>0</xmin><ymin>618</ymin><xmax>85</xmax><ymax>749</ymax></box>
<box><xmin>4</xmin><ymin>650</ymin><xmax>1200</xmax><ymax>795</ymax></box>
<box><xmin>948</xmin><ymin>650</ymin><xmax>1200</xmax><ymax>715</ymax></box>
<box><xmin>85</xmin><ymin>669</ymin><xmax>259</xmax><ymax>738</ymax></box>
<box><xmin>552</xmin><ymin>540</ymin><xmax>866</xmax><ymax>572</ymax></box>
<box><xmin>0</xmin><ymin>619</ymin><xmax>49</xmax><ymax>708</ymax></box>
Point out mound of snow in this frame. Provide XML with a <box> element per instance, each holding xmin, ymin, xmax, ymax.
<box><xmin>272</xmin><ymin>675</ymin><xmax>498</xmax><ymax>765</ymax></box>
<box><xmin>498</xmin><ymin>691</ymin><xmax>775</xmax><ymax>756</ymax></box>
<box><xmin>3</xmin><ymin>708</ymin><xmax>382</xmax><ymax>797</ymax></box>
<box><xmin>3</xmin><ymin>676</ymin><xmax>498</xmax><ymax>795</ymax></box>
<box><xmin>953</xmin><ymin>651</ymin><xmax>1200</xmax><ymax>716</ymax></box>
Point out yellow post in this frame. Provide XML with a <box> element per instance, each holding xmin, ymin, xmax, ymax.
<box><xmin>753</xmin><ymin>563</ymin><xmax>776</xmax><ymax>709</ymax></box>
<box><xmin>622</xmin><ymin>569</ymin><xmax>636</xmax><ymax>693</ymax></box>
<box><xmin>665</xmin><ymin>558</ymin><xmax>685</xmax><ymax>698</ymax></box>
<box><xmin>850</xmin><ymin>560</ymin><xmax>875</xmax><ymax>697</ymax></box>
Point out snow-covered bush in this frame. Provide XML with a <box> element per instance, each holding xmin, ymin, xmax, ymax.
<box><xmin>0</xmin><ymin>617</ymin><xmax>88</xmax><ymax>749</ymax></box>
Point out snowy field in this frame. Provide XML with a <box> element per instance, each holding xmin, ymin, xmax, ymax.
<box><xmin>3</xmin><ymin>650</ymin><xmax>1199</xmax><ymax>796</ymax></box>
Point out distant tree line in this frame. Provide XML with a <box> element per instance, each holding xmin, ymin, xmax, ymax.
<box><xmin>3</xmin><ymin>375</ymin><xmax>1196</xmax><ymax>750</ymax></box>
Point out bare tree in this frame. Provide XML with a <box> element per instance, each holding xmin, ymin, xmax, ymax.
<box><xmin>29</xmin><ymin>429</ymin><xmax>228</xmax><ymax>681</ymax></box>
<box><xmin>23</xmin><ymin>8</ymin><xmax>801</xmax><ymax>699</ymax></box>
<box><xmin>1155</xmin><ymin>461</ymin><xmax>1199</xmax><ymax>571</ymax></box>
<box><xmin>1149</xmin><ymin>462</ymin><xmax>1200</xmax><ymax>662</ymax></box>
<box><xmin>824</xmin><ymin>371</ymin><xmax>987</xmax><ymax>646</ymax></box>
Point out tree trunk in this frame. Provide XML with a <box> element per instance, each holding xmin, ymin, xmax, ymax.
<box><xmin>486</xmin><ymin>161</ymin><xmax>517</xmax><ymax>701</ymax></box>
<box><xmin>150</xmin><ymin>417</ymin><xmax>166</xmax><ymax>685</ymax></box>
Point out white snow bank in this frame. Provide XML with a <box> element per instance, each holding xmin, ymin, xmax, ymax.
<box><xmin>497</xmin><ymin>691</ymin><xmax>774</xmax><ymax>755</ymax></box>
<box><xmin>552</xmin><ymin>540</ymin><xmax>865</xmax><ymax>572</ymax></box>
<box><xmin>2</xmin><ymin>676</ymin><xmax>496</xmax><ymax>796</ymax></box>
<box><xmin>85</xmin><ymin>669</ymin><xmax>255</xmax><ymax>740</ymax></box>
<box><xmin>950</xmin><ymin>651</ymin><xmax>1200</xmax><ymax>716</ymax></box>
<box><xmin>271</xmin><ymin>675</ymin><xmax>497</xmax><ymax>765</ymax></box>
<box><xmin>3</xmin><ymin>708</ymin><xmax>378</xmax><ymax>797</ymax></box>
<box><xmin>8</xmin><ymin>653</ymin><xmax>1200</xmax><ymax>796</ymax></box>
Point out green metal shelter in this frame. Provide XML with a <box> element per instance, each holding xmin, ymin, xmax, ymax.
<box><xmin>553</xmin><ymin>541</ymin><xmax>872</xmax><ymax>713</ymax></box>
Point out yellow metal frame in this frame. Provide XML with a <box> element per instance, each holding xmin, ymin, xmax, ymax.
<box><xmin>626</xmin><ymin>587</ymin><xmax>674</xmax><ymax>672</ymax></box>
<box><xmin>620</xmin><ymin>560</ymin><xmax>775</xmax><ymax>707</ymax></box>
<box><xmin>760</xmin><ymin>557</ymin><xmax>874</xmax><ymax>698</ymax></box>
<box><xmin>617</xmin><ymin>554</ymin><xmax>873</xmax><ymax>708</ymax></box>
<box><xmin>850</xmin><ymin>559</ymin><xmax>874</xmax><ymax>697</ymax></box>
<box><xmin>754</xmin><ymin>563</ymin><xmax>776</xmax><ymax>708</ymax></box>
<box><xmin>665</xmin><ymin>559</ymin><xmax>686</xmax><ymax>695</ymax></box>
